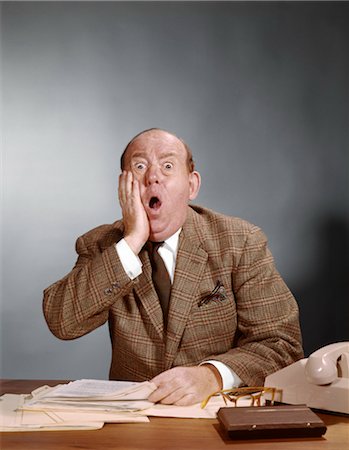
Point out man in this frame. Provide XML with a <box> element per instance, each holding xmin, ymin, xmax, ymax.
<box><xmin>43</xmin><ymin>128</ymin><xmax>303</xmax><ymax>406</ymax></box>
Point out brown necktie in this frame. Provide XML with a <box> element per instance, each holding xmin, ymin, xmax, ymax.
<box><xmin>148</xmin><ymin>242</ymin><xmax>171</xmax><ymax>327</ymax></box>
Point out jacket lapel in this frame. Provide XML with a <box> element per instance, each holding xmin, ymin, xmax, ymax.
<box><xmin>105</xmin><ymin>222</ymin><xmax>165</xmax><ymax>341</ymax></box>
<box><xmin>164</xmin><ymin>208</ymin><xmax>208</xmax><ymax>369</ymax></box>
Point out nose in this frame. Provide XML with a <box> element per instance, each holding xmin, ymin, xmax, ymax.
<box><xmin>145</xmin><ymin>164</ymin><xmax>160</xmax><ymax>185</ymax></box>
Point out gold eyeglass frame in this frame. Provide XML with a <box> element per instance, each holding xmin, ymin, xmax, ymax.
<box><xmin>201</xmin><ymin>386</ymin><xmax>282</xmax><ymax>409</ymax></box>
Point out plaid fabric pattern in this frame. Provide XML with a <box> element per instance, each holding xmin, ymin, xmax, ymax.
<box><xmin>43</xmin><ymin>205</ymin><xmax>303</xmax><ymax>385</ymax></box>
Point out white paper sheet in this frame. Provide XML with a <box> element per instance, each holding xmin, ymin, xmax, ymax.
<box><xmin>142</xmin><ymin>395</ymin><xmax>264</xmax><ymax>418</ymax></box>
<box><xmin>1</xmin><ymin>393</ymin><xmax>150</xmax><ymax>432</ymax></box>
<box><xmin>29</xmin><ymin>379</ymin><xmax>156</xmax><ymax>401</ymax></box>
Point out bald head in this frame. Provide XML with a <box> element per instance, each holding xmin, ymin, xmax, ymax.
<box><xmin>120</xmin><ymin>128</ymin><xmax>195</xmax><ymax>173</ymax></box>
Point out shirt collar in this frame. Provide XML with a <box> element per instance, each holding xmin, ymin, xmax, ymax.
<box><xmin>163</xmin><ymin>228</ymin><xmax>181</xmax><ymax>256</ymax></box>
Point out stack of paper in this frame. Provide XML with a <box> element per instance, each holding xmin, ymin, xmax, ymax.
<box><xmin>1</xmin><ymin>379</ymin><xmax>155</xmax><ymax>431</ymax></box>
<box><xmin>1</xmin><ymin>379</ymin><xmax>263</xmax><ymax>432</ymax></box>
<box><xmin>1</xmin><ymin>394</ymin><xmax>106</xmax><ymax>431</ymax></box>
<box><xmin>24</xmin><ymin>379</ymin><xmax>156</xmax><ymax>412</ymax></box>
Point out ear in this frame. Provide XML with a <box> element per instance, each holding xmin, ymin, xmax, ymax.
<box><xmin>188</xmin><ymin>171</ymin><xmax>201</xmax><ymax>201</ymax></box>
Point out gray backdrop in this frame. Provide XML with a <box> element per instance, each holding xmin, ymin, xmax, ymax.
<box><xmin>1</xmin><ymin>1</ymin><xmax>348</xmax><ymax>379</ymax></box>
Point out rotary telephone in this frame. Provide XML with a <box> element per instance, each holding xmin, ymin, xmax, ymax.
<box><xmin>265</xmin><ymin>342</ymin><xmax>349</xmax><ymax>414</ymax></box>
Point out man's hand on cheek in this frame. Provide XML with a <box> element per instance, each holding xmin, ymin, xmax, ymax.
<box><xmin>118</xmin><ymin>170</ymin><xmax>150</xmax><ymax>254</ymax></box>
<box><xmin>148</xmin><ymin>366</ymin><xmax>222</xmax><ymax>406</ymax></box>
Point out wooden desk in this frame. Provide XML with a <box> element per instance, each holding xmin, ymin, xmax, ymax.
<box><xmin>1</xmin><ymin>380</ymin><xmax>348</xmax><ymax>450</ymax></box>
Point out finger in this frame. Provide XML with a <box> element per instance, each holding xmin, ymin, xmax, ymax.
<box><xmin>132</xmin><ymin>177</ymin><xmax>141</xmax><ymax>203</ymax></box>
<box><xmin>158</xmin><ymin>388</ymin><xmax>187</xmax><ymax>405</ymax></box>
<box><xmin>149</xmin><ymin>368</ymin><xmax>190</xmax><ymax>404</ymax></box>
<box><xmin>148</xmin><ymin>376</ymin><xmax>183</xmax><ymax>403</ymax></box>
<box><xmin>148</xmin><ymin>384</ymin><xmax>173</xmax><ymax>403</ymax></box>
<box><xmin>118</xmin><ymin>171</ymin><xmax>127</xmax><ymax>205</ymax></box>
<box><xmin>119</xmin><ymin>171</ymin><xmax>135</xmax><ymax>207</ymax></box>
<box><xmin>174</xmin><ymin>393</ymin><xmax>197</xmax><ymax>407</ymax></box>
<box><xmin>125</xmin><ymin>170</ymin><xmax>133</xmax><ymax>198</ymax></box>
<box><xmin>150</xmin><ymin>372</ymin><xmax>165</xmax><ymax>386</ymax></box>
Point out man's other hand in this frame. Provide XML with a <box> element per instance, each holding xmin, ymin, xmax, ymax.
<box><xmin>148</xmin><ymin>365</ymin><xmax>222</xmax><ymax>406</ymax></box>
<box><xmin>118</xmin><ymin>170</ymin><xmax>149</xmax><ymax>254</ymax></box>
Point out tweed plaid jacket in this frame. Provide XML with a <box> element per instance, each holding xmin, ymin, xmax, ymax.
<box><xmin>43</xmin><ymin>205</ymin><xmax>303</xmax><ymax>386</ymax></box>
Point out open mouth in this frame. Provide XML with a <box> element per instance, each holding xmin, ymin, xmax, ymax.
<box><xmin>149</xmin><ymin>196</ymin><xmax>162</xmax><ymax>210</ymax></box>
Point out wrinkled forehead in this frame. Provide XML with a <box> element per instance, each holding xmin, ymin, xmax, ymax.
<box><xmin>124</xmin><ymin>130</ymin><xmax>187</xmax><ymax>164</ymax></box>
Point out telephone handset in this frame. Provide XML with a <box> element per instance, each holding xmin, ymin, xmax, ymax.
<box><xmin>305</xmin><ymin>342</ymin><xmax>349</xmax><ymax>385</ymax></box>
<box><xmin>265</xmin><ymin>342</ymin><xmax>349</xmax><ymax>415</ymax></box>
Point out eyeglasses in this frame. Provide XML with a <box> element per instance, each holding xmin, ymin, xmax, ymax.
<box><xmin>201</xmin><ymin>386</ymin><xmax>282</xmax><ymax>409</ymax></box>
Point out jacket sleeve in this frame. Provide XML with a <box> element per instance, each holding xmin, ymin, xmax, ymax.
<box><xmin>207</xmin><ymin>226</ymin><xmax>304</xmax><ymax>386</ymax></box>
<box><xmin>43</xmin><ymin>234</ymin><xmax>136</xmax><ymax>340</ymax></box>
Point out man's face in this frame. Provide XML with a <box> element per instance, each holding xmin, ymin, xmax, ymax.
<box><xmin>123</xmin><ymin>130</ymin><xmax>201</xmax><ymax>241</ymax></box>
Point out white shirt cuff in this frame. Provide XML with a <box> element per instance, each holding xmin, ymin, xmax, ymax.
<box><xmin>202</xmin><ymin>360</ymin><xmax>243</xmax><ymax>390</ymax></box>
<box><xmin>115</xmin><ymin>239</ymin><xmax>142</xmax><ymax>280</ymax></box>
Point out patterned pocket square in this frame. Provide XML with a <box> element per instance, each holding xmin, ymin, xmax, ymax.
<box><xmin>198</xmin><ymin>280</ymin><xmax>227</xmax><ymax>307</ymax></box>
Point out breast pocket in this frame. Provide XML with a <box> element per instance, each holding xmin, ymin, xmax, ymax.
<box><xmin>183</xmin><ymin>281</ymin><xmax>237</xmax><ymax>355</ymax></box>
<box><xmin>195</xmin><ymin>293</ymin><xmax>236</xmax><ymax>332</ymax></box>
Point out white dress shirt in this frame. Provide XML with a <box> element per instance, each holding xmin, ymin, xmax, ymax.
<box><xmin>115</xmin><ymin>231</ymin><xmax>242</xmax><ymax>390</ymax></box>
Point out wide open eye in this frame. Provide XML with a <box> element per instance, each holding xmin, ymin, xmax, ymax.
<box><xmin>134</xmin><ymin>162</ymin><xmax>146</xmax><ymax>171</ymax></box>
<box><xmin>163</xmin><ymin>162</ymin><xmax>173</xmax><ymax>170</ymax></box>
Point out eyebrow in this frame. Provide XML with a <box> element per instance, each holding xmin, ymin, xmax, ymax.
<box><xmin>130</xmin><ymin>152</ymin><xmax>179</xmax><ymax>161</ymax></box>
<box><xmin>130</xmin><ymin>152</ymin><xmax>147</xmax><ymax>160</ymax></box>
<box><xmin>159</xmin><ymin>152</ymin><xmax>178</xmax><ymax>160</ymax></box>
